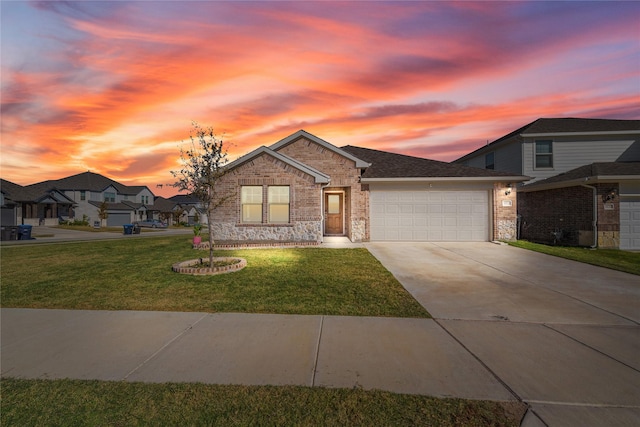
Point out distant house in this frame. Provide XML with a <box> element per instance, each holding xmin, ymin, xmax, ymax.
<box><xmin>0</xmin><ymin>178</ymin><xmax>75</xmax><ymax>226</ymax></box>
<box><xmin>0</xmin><ymin>172</ymin><xmax>159</xmax><ymax>227</ymax></box>
<box><xmin>208</xmin><ymin>130</ymin><xmax>526</xmax><ymax>243</ymax></box>
<box><xmin>168</xmin><ymin>194</ymin><xmax>207</xmax><ymax>225</ymax></box>
<box><xmin>453</xmin><ymin>118</ymin><xmax>640</xmax><ymax>249</ymax></box>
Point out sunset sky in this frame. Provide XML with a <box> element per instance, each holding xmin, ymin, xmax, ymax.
<box><xmin>2</xmin><ymin>1</ymin><xmax>639</xmax><ymax>197</ymax></box>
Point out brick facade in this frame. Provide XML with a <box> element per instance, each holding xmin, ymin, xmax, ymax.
<box><xmin>277</xmin><ymin>137</ymin><xmax>368</xmax><ymax>241</ymax></box>
<box><xmin>493</xmin><ymin>183</ymin><xmax>518</xmax><ymax>241</ymax></box>
<box><xmin>211</xmin><ymin>137</ymin><xmax>368</xmax><ymax>242</ymax></box>
<box><xmin>518</xmin><ymin>184</ymin><xmax>620</xmax><ymax>247</ymax></box>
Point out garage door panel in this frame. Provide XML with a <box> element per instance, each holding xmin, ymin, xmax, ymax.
<box><xmin>107</xmin><ymin>213</ymin><xmax>131</xmax><ymax>227</ymax></box>
<box><xmin>370</xmin><ymin>190</ymin><xmax>489</xmax><ymax>242</ymax></box>
<box><xmin>620</xmin><ymin>201</ymin><xmax>640</xmax><ymax>250</ymax></box>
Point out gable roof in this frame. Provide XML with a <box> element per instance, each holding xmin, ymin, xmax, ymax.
<box><xmin>1</xmin><ymin>178</ymin><xmax>75</xmax><ymax>204</ymax></box>
<box><xmin>521</xmin><ymin>118</ymin><xmax>640</xmax><ymax>136</ymax></box>
<box><xmin>454</xmin><ymin>118</ymin><xmax>640</xmax><ymax>163</ymax></box>
<box><xmin>342</xmin><ymin>146</ymin><xmax>528</xmax><ymax>181</ymax></box>
<box><xmin>31</xmin><ymin>171</ymin><xmax>129</xmax><ymax>193</ymax></box>
<box><xmin>226</xmin><ymin>145</ymin><xmax>330</xmax><ymax>184</ymax></box>
<box><xmin>270</xmin><ymin>130</ymin><xmax>370</xmax><ymax>169</ymax></box>
<box><xmin>169</xmin><ymin>194</ymin><xmax>200</xmax><ymax>204</ymax></box>
<box><xmin>1</xmin><ymin>179</ymin><xmax>27</xmax><ymax>201</ymax></box>
<box><xmin>153</xmin><ymin>196</ymin><xmax>179</xmax><ymax>212</ymax></box>
<box><xmin>519</xmin><ymin>162</ymin><xmax>640</xmax><ymax>192</ymax></box>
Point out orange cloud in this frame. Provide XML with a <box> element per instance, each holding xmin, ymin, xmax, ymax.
<box><xmin>2</xmin><ymin>1</ymin><xmax>638</xmax><ymax>193</ymax></box>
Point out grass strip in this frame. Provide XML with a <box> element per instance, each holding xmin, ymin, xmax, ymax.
<box><xmin>507</xmin><ymin>240</ymin><xmax>640</xmax><ymax>276</ymax></box>
<box><xmin>0</xmin><ymin>236</ymin><xmax>429</xmax><ymax>317</ymax></box>
<box><xmin>1</xmin><ymin>378</ymin><xmax>526</xmax><ymax>427</ymax></box>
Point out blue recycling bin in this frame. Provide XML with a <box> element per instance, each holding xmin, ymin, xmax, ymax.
<box><xmin>123</xmin><ymin>224</ymin><xmax>134</xmax><ymax>235</ymax></box>
<box><xmin>18</xmin><ymin>224</ymin><xmax>33</xmax><ymax>240</ymax></box>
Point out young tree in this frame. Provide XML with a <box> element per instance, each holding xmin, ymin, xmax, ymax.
<box><xmin>98</xmin><ymin>201</ymin><xmax>109</xmax><ymax>227</ymax></box>
<box><xmin>172</xmin><ymin>207</ymin><xmax>185</xmax><ymax>225</ymax></box>
<box><xmin>171</xmin><ymin>122</ymin><xmax>232</xmax><ymax>266</ymax></box>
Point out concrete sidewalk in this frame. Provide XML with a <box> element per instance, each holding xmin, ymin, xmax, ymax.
<box><xmin>0</xmin><ymin>308</ymin><xmax>515</xmax><ymax>402</ymax></box>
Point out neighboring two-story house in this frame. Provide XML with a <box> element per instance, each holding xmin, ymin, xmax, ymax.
<box><xmin>1</xmin><ymin>172</ymin><xmax>159</xmax><ymax>227</ymax></box>
<box><xmin>454</xmin><ymin>118</ymin><xmax>640</xmax><ymax>249</ymax></box>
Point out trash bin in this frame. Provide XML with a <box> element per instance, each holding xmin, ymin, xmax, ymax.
<box><xmin>0</xmin><ymin>227</ymin><xmax>9</xmax><ymax>241</ymax></box>
<box><xmin>18</xmin><ymin>224</ymin><xmax>33</xmax><ymax>240</ymax></box>
<box><xmin>123</xmin><ymin>224</ymin><xmax>133</xmax><ymax>235</ymax></box>
<box><xmin>9</xmin><ymin>226</ymin><xmax>19</xmax><ymax>240</ymax></box>
<box><xmin>132</xmin><ymin>225</ymin><xmax>141</xmax><ymax>234</ymax></box>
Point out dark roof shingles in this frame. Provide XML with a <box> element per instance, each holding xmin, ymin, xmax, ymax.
<box><xmin>523</xmin><ymin>162</ymin><xmax>640</xmax><ymax>188</ymax></box>
<box><xmin>342</xmin><ymin>145</ymin><xmax>519</xmax><ymax>178</ymax></box>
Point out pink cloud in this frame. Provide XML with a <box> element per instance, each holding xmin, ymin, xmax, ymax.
<box><xmin>1</xmin><ymin>1</ymin><xmax>638</xmax><ymax>192</ymax></box>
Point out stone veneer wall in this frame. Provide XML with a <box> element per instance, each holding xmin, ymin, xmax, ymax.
<box><xmin>211</xmin><ymin>221</ymin><xmax>321</xmax><ymax>241</ymax></box>
<box><xmin>211</xmin><ymin>136</ymin><xmax>368</xmax><ymax>242</ymax></box>
<box><xmin>493</xmin><ymin>183</ymin><xmax>518</xmax><ymax>241</ymax></box>
<box><xmin>277</xmin><ymin>137</ymin><xmax>368</xmax><ymax>242</ymax></box>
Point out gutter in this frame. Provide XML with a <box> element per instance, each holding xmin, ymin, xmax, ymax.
<box><xmin>580</xmin><ymin>181</ymin><xmax>598</xmax><ymax>248</ymax></box>
<box><xmin>361</xmin><ymin>176</ymin><xmax>529</xmax><ymax>183</ymax></box>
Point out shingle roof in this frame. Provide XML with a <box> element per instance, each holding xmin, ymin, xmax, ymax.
<box><xmin>341</xmin><ymin>145</ymin><xmax>524</xmax><ymax>179</ymax></box>
<box><xmin>1</xmin><ymin>178</ymin><xmax>74</xmax><ymax>204</ymax></box>
<box><xmin>153</xmin><ymin>196</ymin><xmax>178</xmax><ymax>211</ymax></box>
<box><xmin>522</xmin><ymin>118</ymin><xmax>640</xmax><ymax>135</ymax></box>
<box><xmin>169</xmin><ymin>194</ymin><xmax>200</xmax><ymax>204</ymax></box>
<box><xmin>1</xmin><ymin>179</ymin><xmax>27</xmax><ymax>201</ymax></box>
<box><xmin>520</xmin><ymin>162</ymin><xmax>640</xmax><ymax>191</ymax></box>
<box><xmin>31</xmin><ymin>171</ymin><xmax>129</xmax><ymax>193</ymax></box>
<box><xmin>455</xmin><ymin>118</ymin><xmax>640</xmax><ymax>163</ymax></box>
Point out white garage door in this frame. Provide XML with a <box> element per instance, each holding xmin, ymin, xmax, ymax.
<box><xmin>620</xmin><ymin>200</ymin><xmax>640</xmax><ymax>250</ymax></box>
<box><xmin>370</xmin><ymin>190</ymin><xmax>489</xmax><ymax>241</ymax></box>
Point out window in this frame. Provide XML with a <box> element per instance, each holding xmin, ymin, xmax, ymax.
<box><xmin>535</xmin><ymin>140</ymin><xmax>553</xmax><ymax>168</ymax></box>
<box><xmin>104</xmin><ymin>192</ymin><xmax>116</xmax><ymax>202</ymax></box>
<box><xmin>80</xmin><ymin>191</ymin><xmax>86</xmax><ymax>201</ymax></box>
<box><xmin>241</xmin><ymin>186</ymin><xmax>263</xmax><ymax>223</ymax></box>
<box><xmin>268</xmin><ymin>186</ymin><xmax>290</xmax><ymax>223</ymax></box>
<box><xmin>485</xmin><ymin>152</ymin><xmax>495</xmax><ymax>170</ymax></box>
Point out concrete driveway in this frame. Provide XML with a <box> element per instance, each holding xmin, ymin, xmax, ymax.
<box><xmin>366</xmin><ymin>242</ymin><xmax>640</xmax><ymax>427</ymax></box>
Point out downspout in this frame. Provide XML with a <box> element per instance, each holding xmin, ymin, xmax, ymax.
<box><xmin>581</xmin><ymin>181</ymin><xmax>598</xmax><ymax>248</ymax></box>
<box><xmin>319</xmin><ymin>181</ymin><xmax>331</xmax><ymax>243</ymax></box>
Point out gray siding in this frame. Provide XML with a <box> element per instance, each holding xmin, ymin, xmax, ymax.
<box><xmin>458</xmin><ymin>143</ymin><xmax>522</xmax><ymax>174</ymax></box>
<box><xmin>495</xmin><ymin>142</ymin><xmax>522</xmax><ymax>174</ymax></box>
<box><xmin>523</xmin><ymin>135</ymin><xmax>640</xmax><ymax>183</ymax></box>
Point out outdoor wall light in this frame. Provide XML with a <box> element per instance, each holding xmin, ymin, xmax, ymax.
<box><xmin>602</xmin><ymin>189</ymin><xmax>617</xmax><ymax>203</ymax></box>
<box><xmin>505</xmin><ymin>184</ymin><xmax>512</xmax><ymax>196</ymax></box>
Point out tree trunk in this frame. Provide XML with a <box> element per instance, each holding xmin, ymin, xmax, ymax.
<box><xmin>208</xmin><ymin>206</ymin><xmax>215</xmax><ymax>266</ymax></box>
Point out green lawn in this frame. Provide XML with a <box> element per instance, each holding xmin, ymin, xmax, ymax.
<box><xmin>1</xmin><ymin>378</ymin><xmax>526</xmax><ymax>427</ymax></box>
<box><xmin>508</xmin><ymin>240</ymin><xmax>640</xmax><ymax>276</ymax></box>
<box><xmin>0</xmin><ymin>236</ymin><xmax>429</xmax><ymax>317</ymax></box>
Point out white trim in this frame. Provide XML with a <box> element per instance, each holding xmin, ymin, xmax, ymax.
<box><xmin>520</xmin><ymin>175</ymin><xmax>640</xmax><ymax>192</ymax></box>
<box><xmin>522</xmin><ymin>130</ymin><xmax>640</xmax><ymax>137</ymax></box>
<box><xmin>226</xmin><ymin>146</ymin><xmax>330</xmax><ymax>184</ymax></box>
<box><xmin>270</xmin><ymin>130</ymin><xmax>371</xmax><ymax>169</ymax></box>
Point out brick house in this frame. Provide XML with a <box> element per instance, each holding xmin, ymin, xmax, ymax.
<box><xmin>210</xmin><ymin>130</ymin><xmax>527</xmax><ymax>243</ymax></box>
<box><xmin>518</xmin><ymin>162</ymin><xmax>640</xmax><ymax>249</ymax></box>
<box><xmin>453</xmin><ymin>118</ymin><xmax>640</xmax><ymax>249</ymax></box>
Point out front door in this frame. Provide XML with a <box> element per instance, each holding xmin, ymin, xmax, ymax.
<box><xmin>324</xmin><ymin>193</ymin><xmax>343</xmax><ymax>235</ymax></box>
